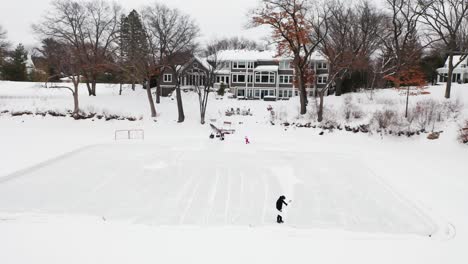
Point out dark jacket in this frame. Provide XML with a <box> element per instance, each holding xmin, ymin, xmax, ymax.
<box><xmin>276</xmin><ymin>196</ymin><xmax>288</xmax><ymax>211</ymax></box>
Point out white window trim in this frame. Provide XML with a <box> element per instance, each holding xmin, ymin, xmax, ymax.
<box><xmin>317</xmin><ymin>75</ymin><xmax>328</xmax><ymax>84</ymax></box>
<box><xmin>232</xmin><ymin>61</ymin><xmax>254</xmax><ymax>69</ymax></box>
<box><xmin>317</xmin><ymin>62</ymin><xmax>328</xmax><ymax>70</ymax></box>
<box><xmin>232</xmin><ymin>73</ymin><xmax>247</xmax><ymax>83</ymax></box>
<box><xmin>279</xmin><ymin>60</ymin><xmax>293</xmax><ymax>70</ymax></box>
<box><xmin>279</xmin><ymin>75</ymin><xmax>293</xmax><ymax>84</ymax></box>
<box><xmin>255</xmin><ymin>71</ymin><xmax>276</xmax><ymax>84</ymax></box>
<box><xmin>164</xmin><ymin>74</ymin><xmax>172</xmax><ymax>83</ymax></box>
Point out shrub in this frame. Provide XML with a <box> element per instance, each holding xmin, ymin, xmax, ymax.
<box><xmin>459</xmin><ymin>121</ymin><xmax>468</xmax><ymax>144</ymax></box>
<box><xmin>370</xmin><ymin>108</ymin><xmax>401</xmax><ymax>131</ymax></box>
<box><xmin>342</xmin><ymin>95</ymin><xmax>364</xmax><ymax>121</ymax></box>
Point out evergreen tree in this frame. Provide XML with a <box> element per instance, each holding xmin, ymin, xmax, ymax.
<box><xmin>119</xmin><ymin>10</ymin><xmax>148</xmax><ymax>89</ymax></box>
<box><xmin>2</xmin><ymin>43</ymin><xmax>28</xmax><ymax>81</ymax></box>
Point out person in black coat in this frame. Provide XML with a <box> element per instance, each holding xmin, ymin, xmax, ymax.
<box><xmin>276</xmin><ymin>195</ymin><xmax>288</xmax><ymax>223</ymax></box>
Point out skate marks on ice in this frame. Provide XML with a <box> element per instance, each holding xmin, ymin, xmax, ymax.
<box><xmin>0</xmin><ymin>144</ymin><xmax>437</xmax><ymax>236</ymax></box>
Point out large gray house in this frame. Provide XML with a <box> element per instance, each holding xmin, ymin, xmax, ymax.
<box><xmin>159</xmin><ymin>49</ymin><xmax>330</xmax><ymax>100</ymax></box>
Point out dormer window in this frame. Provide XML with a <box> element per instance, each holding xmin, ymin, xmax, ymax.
<box><xmin>317</xmin><ymin>62</ymin><xmax>327</xmax><ymax>69</ymax></box>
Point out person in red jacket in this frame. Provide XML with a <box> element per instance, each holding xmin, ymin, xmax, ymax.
<box><xmin>245</xmin><ymin>136</ymin><xmax>250</xmax><ymax>144</ymax></box>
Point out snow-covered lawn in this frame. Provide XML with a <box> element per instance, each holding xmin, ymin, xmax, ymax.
<box><xmin>0</xmin><ymin>81</ymin><xmax>467</xmax><ymax>264</ymax></box>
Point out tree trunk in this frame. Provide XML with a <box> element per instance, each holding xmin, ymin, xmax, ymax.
<box><xmin>91</xmin><ymin>79</ymin><xmax>97</xmax><ymax>96</ymax></box>
<box><xmin>175</xmin><ymin>85</ymin><xmax>185</xmax><ymax>123</ymax></box>
<box><xmin>72</xmin><ymin>82</ymin><xmax>80</xmax><ymax>118</ymax></box>
<box><xmin>145</xmin><ymin>77</ymin><xmax>157</xmax><ymax>118</ymax></box>
<box><xmin>296</xmin><ymin>67</ymin><xmax>307</xmax><ymax>115</ymax></box>
<box><xmin>317</xmin><ymin>92</ymin><xmax>325</xmax><ymax>122</ymax></box>
<box><xmin>335</xmin><ymin>78</ymin><xmax>343</xmax><ymax>96</ymax></box>
<box><xmin>131</xmin><ymin>80</ymin><xmax>135</xmax><ymax>91</ymax></box>
<box><xmin>446</xmin><ymin>54</ymin><xmax>454</xmax><ymax>99</ymax></box>
<box><xmin>405</xmin><ymin>86</ymin><xmax>410</xmax><ymax>118</ymax></box>
<box><xmin>156</xmin><ymin>75</ymin><xmax>162</xmax><ymax>104</ymax></box>
<box><xmin>119</xmin><ymin>83</ymin><xmax>123</xmax><ymax>95</ymax></box>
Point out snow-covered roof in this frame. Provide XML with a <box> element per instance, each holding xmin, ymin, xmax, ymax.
<box><xmin>195</xmin><ymin>57</ymin><xmax>212</xmax><ymax>71</ymax></box>
<box><xmin>215</xmin><ymin>69</ymin><xmax>230</xmax><ymax>75</ymax></box>
<box><xmin>255</xmin><ymin>65</ymin><xmax>279</xmax><ymax>72</ymax></box>
<box><xmin>214</xmin><ymin>50</ymin><xmax>277</xmax><ymax>61</ymax></box>
<box><xmin>311</xmin><ymin>51</ymin><xmax>326</xmax><ymax>61</ymax></box>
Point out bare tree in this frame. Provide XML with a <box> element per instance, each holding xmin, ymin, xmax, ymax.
<box><xmin>33</xmin><ymin>0</ymin><xmax>121</xmax><ymax>97</ymax></box>
<box><xmin>195</xmin><ymin>41</ymin><xmax>226</xmax><ymax>124</ymax></box>
<box><xmin>250</xmin><ymin>0</ymin><xmax>328</xmax><ymax>115</ymax></box>
<box><xmin>36</xmin><ymin>40</ymin><xmax>83</xmax><ymax>117</ymax></box>
<box><xmin>81</xmin><ymin>0</ymin><xmax>122</xmax><ymax>96</ymax></box>
<box><xmin>317</xmin><ymin>1</ymin><xmax>381</xmax><ymax>122</ymax></box>
<box><xmin>418</xmin><ymin>0</ymin><xmax>468</xmax><ymax>98</ymax></box>
<box><xmin>144</xmin><ymin>3</ymin><xmax>199</xmax><ymax>123</ymax></box>
<box><xmin>214</xmin><ymin>36</ymin><xmax>263</xmax><ymax>50</ymax></box>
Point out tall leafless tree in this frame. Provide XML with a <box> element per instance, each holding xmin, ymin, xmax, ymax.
<box><xmin>196</xmin><ymin>41</ymin><xmax>226</xmax><ymax>125</ymax></box>
<box><xmin>81</xmin><ymin>0</ymin><xmax>122</xmax><ymax>96</ymax></box>
<box><xmin>37</xmin><ymin>40</ymin><xmax>83</xmax><ymax>117</ymax></box>
<box><xmin>317</xmin><ymin>1</ymin><xmax>381</xmax><ymax>122</ymax></box>
<box><xmin>144</xmin><ymin>3</ymin><xmax>199</xmax><ymax>123</ymax></box>
<box><xmin>250</xmin><ymin>0</ymin><xmax>328</xmax><ymax>115</ymax></box>
<box><xmin>33</xmin><ymin>0</ymin><xmax>121</xmax><ymax>97</ymax></box>
<box><xmin>418</xmin><ymin>0</ymin><xmax>468</xmax><ymax>98</ymax></box>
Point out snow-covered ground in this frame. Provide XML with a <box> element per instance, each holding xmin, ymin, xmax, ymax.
<box><xmin>0</xmin><ymin>81</ymin><xmax>467</xmax><ymax>264</ymax></box>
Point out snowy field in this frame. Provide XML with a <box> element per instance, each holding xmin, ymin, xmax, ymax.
<box><xmin>0</xmin><ymin>81</ymin><xmax>467</xmax><ymax>264</ymax></box>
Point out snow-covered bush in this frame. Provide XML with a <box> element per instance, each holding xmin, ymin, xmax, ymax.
<box><xmin>407</xmin><ymin>99</ymin><xmax>441</xmax><ymax>131</ymax></box>
<box><xmin>342</xmin><ymin>94</ymin><xmax>364</xmax><ymax>121</ymax></box>
<box><xmin>459</xmin><ymin>120</ymin><xmax>468</xmax><ymax>144</ymax></box>
<box><xmin>370</xmin><ymin>108</ymin><xmax>402</xmax><ymax>132</ymax></box>
<box><xmin>442</xmin><ymin>98</ymin><xmax>463</xmax><ymax>120</ymax></box>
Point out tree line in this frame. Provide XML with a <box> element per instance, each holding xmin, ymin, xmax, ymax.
<box><xmin>251</xmin><ymin>0</ymin><xmax>468</xmax><ymax>121</ymax></box>
<box><xmin>0</xmin><ymin>0</ymin><xmax>467</xmax><ymax>123</ymax></box>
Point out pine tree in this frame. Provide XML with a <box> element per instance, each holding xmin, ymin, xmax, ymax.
<box><xmin>2</xmin><ymin>43</ymin><xmax>28</xmax><ymax>81</ymax></box>
<box><xmin>119</xmin><ymin>10</ymin><xmax>148</xmax><ymax>90</ymax></box>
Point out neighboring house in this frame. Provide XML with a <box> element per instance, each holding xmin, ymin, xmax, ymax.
<box><xmin>436</xmin><ymin>55</ymin><xmax>468</xmax><ymax>83</ymax></box>
<box><xmin>26</xmin><ymin>54</ymin><xmax>35</xmax><ymax>76</ymax></box>
<box><xmin>160</xmin><ymin>49</ymin><xmax>330</xmax><ymax>100</ymax></box>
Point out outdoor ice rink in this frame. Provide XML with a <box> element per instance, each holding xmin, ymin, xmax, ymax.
<box><xmin>0</xmin><ymin>143</ymin><xmax>436</xmax><ymax>236</ymax></box>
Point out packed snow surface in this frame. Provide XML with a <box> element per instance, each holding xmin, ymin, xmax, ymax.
<box><xmin>0</xmin><ymin>143</ymin><xmax>436</xmax><ymax>235</ymax></box>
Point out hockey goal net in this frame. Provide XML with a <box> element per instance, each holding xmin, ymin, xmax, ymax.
<box><xmin>114</xmin><ymin>129</ymin><xmax>145</xmax><ymax>140</ymax></box>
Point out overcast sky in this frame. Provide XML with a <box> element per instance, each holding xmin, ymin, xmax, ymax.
<box><xmin>0</xmin><ymin>0</ymin><xmax>384</xmax><ymax>49</ymax></box>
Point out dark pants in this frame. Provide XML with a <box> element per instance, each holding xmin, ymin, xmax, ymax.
<box><xmin>277</xmin><ymin>214</ymin><xmax>283</xmax><ymax>223</ymax></box>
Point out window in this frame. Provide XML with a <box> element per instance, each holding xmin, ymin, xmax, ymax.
<box><xmin>248</xmin><ymin>75</ymin><xmax>253</xmax><ymax>83</ymax></box>
<box><xmin>193</xmin><ymin>62</ymin><xmax>199</xmax><ymax>68</ymax></box>
<box><xmin>317</xmin><ymin>76</ymin><xmax>328</xmax><ymax>84</ymax></box>
<box><xmin>164</xmin><ymin>74</ymin><xmax>172</xmax><ymax>83</ymax></box>
<box><xmin>279</xmin><ymin>75</ymin><xmax>293</xmax><ymax>84</ymax></box>
<box><xmin>233</xmin><ymin>61</ymin><xmax>246</xmax><ymax>69</ymax></box>
<box><xmin>269</xmin><ymin>90</ymin><xmax>275</xmax><ymax>96</ymax></box>
<box><xmin>279</xmin><ymin>90</ymin><xmax>283</xmax><ymax>97</ymax></box>
<box><xmin>255</xmin><ymin>72</ymin><xmax>275</xmax><ymax>84</ymax></box>
<box><xmin>232</xmin><ymin>74</ymin><xmax>246</xmax><ymax>83</ymax></box>
<box><xmin>255</xmin><ymin>90</ymin><xmax>260</xmax><ymax>97</ymax></box>
<box><xmin>279</xmin><ymin>60</ymin><xmax>293</xmax><ymax>70</ymax></box>
<box><xmin>233</xmin><ymin>61</ymin><xmax>254</xmax><ymax>69</ymax></box>
<box><xmin>317</xmin><ymin>62</ymin><xmax>327</xmax><ymax>69</ymax></box>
